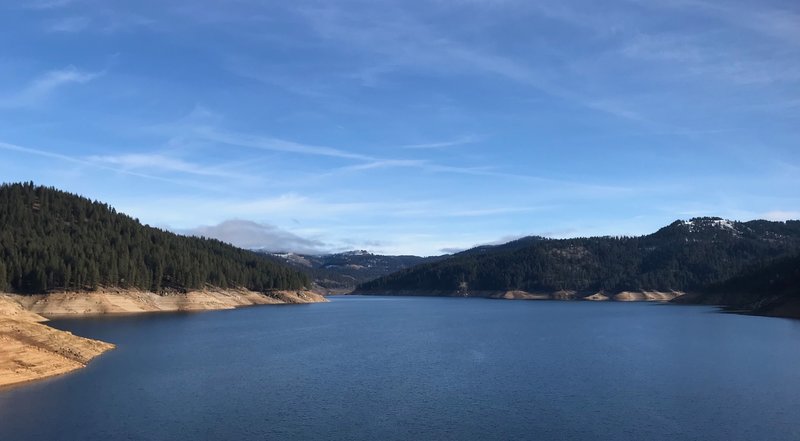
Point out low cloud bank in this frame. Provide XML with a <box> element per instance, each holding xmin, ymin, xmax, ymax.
<box><xmin>186</xmin><ymin>219</ymin><xmax>328</xmax><ymax>255</ymax></box>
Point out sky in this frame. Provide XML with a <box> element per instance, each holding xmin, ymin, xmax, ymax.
<box><xmin>1</xmin><ymin>0</ymin><xmax>799</xmax><ymax>256</ymax></box>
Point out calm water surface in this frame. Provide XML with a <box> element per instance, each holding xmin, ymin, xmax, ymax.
<box><xmin>1</xmin><ymin>296</ymin><xmax>799</xmax><ymax>441</ymax></box>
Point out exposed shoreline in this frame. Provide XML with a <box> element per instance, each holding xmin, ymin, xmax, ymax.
<box><xmin>8</xmin><ymin>288</ymin><xmax>327</xmax><ymax>317</ymax></box>
<box><xmin>352</xmin><ymin>289</ymin><xmax>799</xmax><ymax>319</ymax></box>
<box><xmin>352</xmin><ymin>289</ymin><xmax>685</xmax><ymax>302</ymax></box>
<box><xmin>0</xmin><ymin>289</ymin><xmax>327</xmax><ymax>389</ymax></box>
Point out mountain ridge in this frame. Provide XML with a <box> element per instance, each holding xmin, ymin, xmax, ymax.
<box><xmin>355</xmin><ymin>217</ymin><xmax>800</xmax><ymax>317</ymax></box>
<box><xmin>262</xmin><ymin>250</ymin><xmax>446</xmax><ymax>292</ymax></box>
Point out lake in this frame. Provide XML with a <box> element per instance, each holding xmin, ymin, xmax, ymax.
<box><xmin>1</xmin><ymin>296</ymin><xmax>799</xmax><ymax>441</ymax></box>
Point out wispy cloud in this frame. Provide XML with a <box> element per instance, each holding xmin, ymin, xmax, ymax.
<box><xmin>295</xmin><ymin>4</ymin><xmax>649</xmax><ymax>122</ymax></box>
<box><xmin>46</xmin><ymin>16</ymin><xmax>91</xmax><ymax>32</ymax></box>
<box><xmin>160</xmin><ymin>113</ymin><xmax>526</xmax><ymax>180</ymax></box>
<box><xmin>191</xmin><ymin>127</ymin><xmax>372</xmax><ymax>161</ymax></box>
<box><xmin>339</xmin><ymin>159</ymin><xmax>428</xmax><ymax>171</ymax></box>
<box><xmin>299</xmin><ymin>5</ymin><xmax>545</xmax><ymax>84</ymax></box>
<box><xmin>0</xmin><ymin>140</ymin><xmax>92</xmax><ymax>165</ymax></box>
<box><xmin>332</xmin><ymin>157</ymin><xmax>508</xmax><ymax>178</ymax></box>
<box><xmin>0</xmin><ymin>140</ymin><xmax>220</xmax><ymax>189</ymax></box>
<box><xmin>23</xmin><ymin>0</ymin><xmax>75</xmax><ymax>10</ymax></box>
<box><xmin>400</xmin><ymin>135</ymin><xmax>481</xmax><ymax>149</ymax></box>
<box><xmin>225</xmin><ymin>57</ymin><xmax>337</xmax><ymax>100</ymax></box>
<box><xmin>640</xmin><ymin>0</ymin><xmax>800</xmax><ymax>45</ymax></box>
<box><xmin>0</xmin><ymin>66</ymin><xmax>102</xmax><ymax>108</ymax></box>
<box><xmin>620</xmin><ymin>32</ymin><xmax>800</xmax><ymax>85</ymax></box>
<box><xmin>87</xmin><ymin>153</ymin><xmax>244</xmax><ymax>179</ymax></box>
<box><xmin>450</xmin><ymin>207</ymin><xmax>545</xmax><ymax>217</ymax></box>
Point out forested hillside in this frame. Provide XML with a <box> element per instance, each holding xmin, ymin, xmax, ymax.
<box><xmin>357</xmin><ymin>218</ymin><xmax>800</xmax><ymax>295</ymax></box>
<box><xmin>674</xmin><ymin>254</ymin><xmax>800</xmax><ymax>317</ymax></box>
<box><xmin>264</xmin><ymin>250</ymin><xmax>444</xmax><ymax>291</ymax></box>
<box><xmin>0</xmin><ymin>182</ymin><xmax>308</xmax><ymax>294</ymax></box>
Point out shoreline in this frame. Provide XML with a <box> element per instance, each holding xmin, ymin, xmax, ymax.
<box><xmin>9</xmin><ymin>288</ymin><xmax>327</xmax><ymax>316</ymax></box>
<box><xmin>352</xmin><ymin>289</ymin><xmax>799</xmax><ymax>319</ymax></box>
<box><xmin>0</xmin><ymin>318</ymin><xmax>116</xmax><ymax>392</ymax></box>
<box><xmin>351</xmin><ymin>289</ymin><xmax>685</xmax><ymax>302</ymax></box>
<box><xmin>0</xmin><ymin>288</ymin><xmax>327</xmax><ymax>389</ymax></box>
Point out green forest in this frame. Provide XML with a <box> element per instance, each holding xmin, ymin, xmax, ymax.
<box><xmin>679</xmin><ymin>253</ymin><xmax>800</xmax><ymax>315</ymax></box>
<box><xmin>0</xmin><ymin>182</ymin><xmax>308</xmax><ymax>294</ymax></box>
<box><xmin>358</xmin><ymin>218</ymin><xmax>800</xmax><ymax>294</ymax></box>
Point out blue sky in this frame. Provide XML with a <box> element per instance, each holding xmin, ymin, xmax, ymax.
<box><xmin>1</xmin><ymin>0</ymin><xmax>798</xmax><ymax>255</ymax></box>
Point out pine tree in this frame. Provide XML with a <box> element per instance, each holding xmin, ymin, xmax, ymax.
<box><xmin>0</xmin><ymin>183</ymin><xmax>310</xmax><ymax>295</ymax></box>
<box><xmin>0</xmin><ymin>260</ymin><xmax>7</xmax><ymax>291</ymax></box>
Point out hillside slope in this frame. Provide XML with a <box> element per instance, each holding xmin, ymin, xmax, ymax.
<box><xmin>674</xmin><ymin>254</ymin><xmax>800</xmax><ymax>318</ymax></box>
<box><xmin>264</xmin><ymin>250</ymin><xmax>444</xmax><ymax>291</ymax></box>
<box><xmin>0</xmin><ymin>182</ymin><xmax>309</xmax><ymax>294</ymax></box>
<box><xmin>0</xmin><ymin>183</ymin><xmax>327</xmax><ymax>388</ymax></box>
<box><xmin>356</xmin><ymin>218</ymin><xmax>800</xmax><ymax>300</ymax></box>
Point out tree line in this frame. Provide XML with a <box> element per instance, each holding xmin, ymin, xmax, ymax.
<box><xmin>358</xmin><ymin>218</ymin><xmax>800</xmax><ymax>294</ymax></box>
<box><xmin>0</xmin><ymin>182</ymin><xmax>309</xmax><ymax>294</ymax></box>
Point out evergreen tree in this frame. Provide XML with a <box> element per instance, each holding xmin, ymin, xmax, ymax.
<box><xmin>359</xmin><ymin>218</ymin><xmax>800</xmax><ymax>294</ymax></box>
<box><xmin>0</xmin><ymin>183</ymin><xmax>309</xmax><ymax>294</ymax></box>
<box><xmin>0</xmin><ymin>259</ymin><xmax>7</xmax><ymax>291</ymax></box>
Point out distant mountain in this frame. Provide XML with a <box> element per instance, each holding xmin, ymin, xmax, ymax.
<box><xmin>0</xmin><ymin>182</ymin><xmax>309</xmax><ymax>294</ymax></box>
<box><xmin>356</xmin><ymin>217</ymin><xmax>800</xmax><ymax>303</ymax></box>
<box><xmin>674</xmin><ymin>254</ymin><xmax>800</xmax><ymax>318</ymax></box>
<box><xmin>263</xmin><ymin>250</ymin><xmax>445</xmax><ymax>291</ymax></box>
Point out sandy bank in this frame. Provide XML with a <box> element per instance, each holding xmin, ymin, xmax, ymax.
<box><xmin>357</xmin><ymin>289</ymin><xmax>683</xmax><ymax>302</ymax></box>
<box><xmin>489</xmin><ymin>290</ymin><xmax>552</xmax><ymax>300</ymax></box>
<box><xmin>0</xmin><ymin>288</ymin><xmax>326</xmax><ymax>389</ymax></box>
<box><xmin>613</xmin><ymin>291</ymin><xmax>683</xmax><ymax>302</ymax></box>
<box><xmin>584</xmin><ymin>293</ymin><xmax>610</xmax><ymax>301</ymax></box>
<box><xmin>487</xmin><ymin>289</ymin><xmax>680</xmax><ymax>302</ymax></box>
<box><xmin>9</xmin><ymin>288</ymin><xmax>326</xmax><ymax>317</ymax></box>
<box><xmin>0</xmin><ymin>296</ymin><xmax>115</xmax><ymax>389</ymax></box>
<box><xmin>0</xmin><ymin>317</ymin><xmax>115</xmax><ymax>389</ymax></box>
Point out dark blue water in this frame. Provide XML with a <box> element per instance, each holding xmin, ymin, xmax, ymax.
<box><xmin>2</xmin><ymin>296</ymin><xmax>799</xmax><ymax>441</ymax></box>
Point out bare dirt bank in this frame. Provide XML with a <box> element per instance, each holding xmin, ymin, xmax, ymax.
<box><xmin>9</xmin><ymin>288</ymin><xmax>327</xmax><ymax>316</ymax></box>
<box><xmin>489</xmin><ymin>290</ymin><xmax>551</xmax><ymax>300</ymax></box>
<box><xmin>584</xmin><ymin>293</ymin><xmax>610</xmax><ymax>301</ymax></box>
<box><xmin>0</xmin><ymin>289</ymin><xmax>326</xmax><ymax>388</ymax></box>
<box><xmin>613</xmin><ymin>291</ymin><xmax>684</xmax><ymax>302</ymax></box>
<box><xmin>354</xmin><ymin>289</ymin><xmax>683</xmax><ymax>302</ymax></box>
<box><xmin>490</xmin><ymin>290</ymin><xmax>682</xmax><ymax>302</ymax></box>
<box><xmin>0</xmin><ymin>295</ymin><xmax>114</xmax><ymax>389</ymax></box>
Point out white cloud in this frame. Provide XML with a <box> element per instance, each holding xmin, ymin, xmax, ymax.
<box><xmin>87</xmin><ymin>153</ymin><xmax>242</xmax><ymax>179</ymax></box>
<box><xmin>295</xmin><ymin>4</ymin><xmax>653</xmax><ymax>123</ymax></box>
<box><xmin>400</xmin><ymin>136</ymin><xmax>481</xmax><ymax>149</ymax></box>
<box><xmin>339</xmin><ymin>159</ymin><xmax>429</xmax><ymax>172</ymax></box>
<box><xmin>0</xmin><ymin>66</ymin><xmax>102</xmax><ymax>108</ymax></box>
<box><xmin>159</xmin><ymin>113</ymin><xmax>542</xmax><ymax>181</ymax></box>
<box><xmin>0</xmin><ymin>140</ymin><xmax>221</xmax><ymax>190</ymax></box>
<box><xmin>185</xmin><ymin>219</ymin><xmax>329</xmax><ymax>254</ymax></box>
<box><xmin>190</xmin><ymin>126</ymin><xmax>372</xmax><ymax>161</ymax></box>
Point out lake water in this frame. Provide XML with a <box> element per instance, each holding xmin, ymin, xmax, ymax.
<box><xmin>2</xmin><ymin>296</ymin><xmax>800</xmax><ymax>441</ymax></box>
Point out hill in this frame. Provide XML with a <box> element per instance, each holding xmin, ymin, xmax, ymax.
<box><xmin>356</xmin><ymin>218</ymin><xmax>800</xmax><ymax>303</ymax></box>
<box><xmin>674</xmin><ymin>254</ymin><xmax>800</xmax><ymax>318</ymax></box>
<box><xmin>0</xmin><ymin>182</ymin><xmax>309</xmax><ymax>294</ymax></box>
<box><xmin>263</xmin><ymin>250</ymin><xmax>444</xmax><ymax>292</ymax></box>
